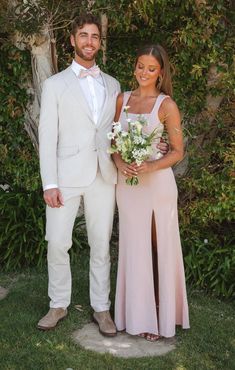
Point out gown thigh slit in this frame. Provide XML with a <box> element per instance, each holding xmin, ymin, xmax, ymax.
<box><xmin>151</xmin><ymin>211</ymin><xmax>159</xmax><ymax>315</ymax></box>
<box><xmin>114</xmin><ymin>92</ymin><xmax>190</xmax><ymax>338</ymax></box>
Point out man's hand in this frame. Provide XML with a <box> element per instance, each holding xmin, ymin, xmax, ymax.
<box><xmin>157</xmin><ymin>139</ymin><xmax>169</xmax><ymax>155</ymax></box>
<box><xmin>43</xmin><ymin>188</ymin><xmax>64</xmax><ymax>208</ymax></box>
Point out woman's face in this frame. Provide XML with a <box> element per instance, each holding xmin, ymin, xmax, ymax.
<box><xmin>135</xmin><ymin>54</ymin><xmax>162</xmax><ymax>88</ymax></box>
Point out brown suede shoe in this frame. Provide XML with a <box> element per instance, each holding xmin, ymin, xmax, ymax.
<box><xmin>37</xmin><ymin>308</ymin><xmax>68</xmax><ymax>330</ymax></box>
<box><xmin>93</xmin><ymin>310</ymin><xmax>117</xmax><ymax>337</ymax></box>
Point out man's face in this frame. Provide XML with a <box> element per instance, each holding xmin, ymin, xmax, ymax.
<box><xmin>70</xmin><ymin>23</ymin><xmax>101</xmax><ymax>62</ymax></box>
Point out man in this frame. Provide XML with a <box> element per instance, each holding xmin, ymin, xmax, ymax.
<box><xmin>38</xmin><ymin>13</ymin><xmax>120</xmax><ymax>336</ymax></box>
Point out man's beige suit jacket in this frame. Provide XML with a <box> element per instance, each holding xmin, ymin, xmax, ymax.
<box><xmin>39</xmin><ymin>66</ymin><xmax>120</xmax><ymax>189</ymax></box>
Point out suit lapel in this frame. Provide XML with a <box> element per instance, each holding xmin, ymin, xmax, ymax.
<box><xmin>97</xmin><ymin>72</ymin><xmax>112</xmax><ymax>127</ymax></box>
<box><xmin>63</xmin><ymin>67</ymin><xmax>94</xmax><ymax>123</ymax></box>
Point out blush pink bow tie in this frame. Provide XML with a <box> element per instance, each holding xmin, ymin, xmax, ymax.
<box><xmin>79</xmin><ymin>66</ymin><xmax>100</xmax><ymax>78</ymax></box>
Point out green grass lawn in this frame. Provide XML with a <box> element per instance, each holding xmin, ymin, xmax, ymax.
<box><xmin>0</xmin><ymin>251</ymin><xmax>234</xmax><ymax>370</ymax></box>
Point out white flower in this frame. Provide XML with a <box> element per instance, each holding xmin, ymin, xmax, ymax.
<box><xmin>126</xmin><ymin>118</ymin><xmax>132</xmax><ymax>123</ymax></box>
<box><xmin>133</xmin><ymin>136</ymin><xmax>146</xmax><ymax>145</ymax></box>
<box><xmin>115</xmin><ymin>137</ymin><xmax>122</xmax><ymax>147</ymax></box>
<box><xmin>132</xmin><ymin>148</ymin><xmax>149</xmax><ymax>160</ymax></box>
<box><xmin>129</xmin><ymin>120</ymin><xmax>143</xmax><ymax>134</ymax></box>
<box><xmin>114</xmin><ymin>127</ymin><xmax>122</xmax><ymax>134</ymax></box>
<box><xmin>107</xmin><ymin>132</ymin><xmax>115</xmax><ymax>140</ymax></box>
<box><xmin>112</xmin><ymin>122</ymin><xmax>122</xmax><ymax>134</ymax></box>
<box><xmin>204</xmin><ymin>239</ymin><xmax>208</xmax><ymax>244</ymax></box>
<box><xmin>112</xmin><ymin>121</ymin><xmax>121</xmax><ymax>127</ymax></box>
<box><xmin>123</xmin><ymin>105</ymin><xmax>130</xmax><ymax>112</ymax></box>
<box><xmin>121</xmin><ymin>132</ymin><xmax>128</xmax><ymax>137</ymax></box>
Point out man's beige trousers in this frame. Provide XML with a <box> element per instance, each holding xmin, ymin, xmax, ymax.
<box><xmin>45</xmin><ymin>172</ymin><xmax>115</xmax><ymax>312</ymax></box>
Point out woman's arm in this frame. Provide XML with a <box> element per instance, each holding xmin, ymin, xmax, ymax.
<box><xmin>111</xmin><ymin>94</ymin><xmax>138</xmax><ymax>177</ymax></box>
<box><xmin>113</xmin><ymin>93</ymin><xmax>123</xmax><ymax>122</ymax></box>
<box><xmin>137</xmin><ymin>97</ymin><xmax>184</xmax><ymax>174</ymax></box>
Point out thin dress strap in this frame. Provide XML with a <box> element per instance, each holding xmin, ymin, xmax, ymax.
<box><xmin>121</xmin><ymin>91</ymin><xmax>132</xmax><ymax>110</ymax></box>
<box><xmin>151</xmin><ymin>93</ymin><xmax>170</xmax><ymax>119</ymax></box>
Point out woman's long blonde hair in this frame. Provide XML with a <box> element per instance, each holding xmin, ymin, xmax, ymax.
<box><xmin>135</xmin><ymin>44</ymin><xmax>173</xmax><ymax>97</ymax></box>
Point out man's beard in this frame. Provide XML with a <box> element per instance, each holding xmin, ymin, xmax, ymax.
<box><xmin>75</xmin><ymin>45</ymin><xmax>99</xmax><ymax>61</ymax></box>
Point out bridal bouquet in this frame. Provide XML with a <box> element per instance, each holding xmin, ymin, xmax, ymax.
<box><xmin>107</xmin><ymin>106</ymin><xmax>162</xmax><ymax>185</ymax></box>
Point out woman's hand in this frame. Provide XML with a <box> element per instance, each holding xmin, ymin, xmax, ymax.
<box><xmin>112</xmin><ymin>150</ymin><xmax>139</xmax><ymax>178</ymax></box>
<box><xmin>118</xmin><ymin>160</ymin><xmax>139</xmax><ymax>178</ymax></box>
<box><xmin>114</xmin><ymin>154</ymin><xmax>138</xmax><ymax>178</ymax></box>
<box><xmin>135</xmin><ymin>161</ymin><xmax>156</xmax><ymax>175</ymax></box>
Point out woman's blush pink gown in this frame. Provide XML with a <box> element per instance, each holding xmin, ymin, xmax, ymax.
<box><xmin>114</xmin><ymin>92</ymin><xmax>190</xmax><ymax>338</ymax></box>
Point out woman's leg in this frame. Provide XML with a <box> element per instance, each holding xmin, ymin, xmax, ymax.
<box><xmin>139</xmin><ymin>212</ymin><xmax>161</xmax><ymax>342</ymax></box>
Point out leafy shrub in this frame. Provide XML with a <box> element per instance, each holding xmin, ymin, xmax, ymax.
<box><xmin>182</xmin><ymin>236</ymin><xmax>235</xmax><ymax>299</ymax></box>
<box><xmin>179</xmin><ymin>103</ymin><xmax>235</xmax><ymax>299</ymax></box>
<box><xmin>0</xmin><ymin>44</ymin><xmax>41</xmax><ymax>191</ymax></box>
<box><xmin>0</xmin><ymin>189</ymin><xmax>88</xmax><ymax>270</ymax></box>
<box><xmin>0</xmin><ymin>189</ymin><xmax>46</xmax><ymax>270</ymax></box>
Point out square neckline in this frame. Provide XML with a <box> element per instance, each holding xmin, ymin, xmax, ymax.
<box><xmin>124</xmin><ymin>91</ymin><xmax>163</xmax><ymax>116</ymax></box>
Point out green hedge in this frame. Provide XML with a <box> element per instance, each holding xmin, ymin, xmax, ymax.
<box><xmin>0</xmin><ymin>189</ymin><xmax>88</xmax><ymax>270</ymax></box>
<box><xmin>0</xmin><ymin>189</ymin><xmax>45</xmax><ymax>270</ymax></box>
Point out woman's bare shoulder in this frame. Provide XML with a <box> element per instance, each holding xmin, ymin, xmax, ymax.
<box><xmin>161</xmin><ymin>96</ymin><xmax>179</xmax><ymax>113</ymax></box>
<box><xmin>159</xmin><ymin>96</ymin><xmax>180</xmax><ymax>124</ymax></box>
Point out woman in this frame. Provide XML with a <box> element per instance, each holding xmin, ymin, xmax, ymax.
<box><xmin>113</xmin><ymin>44</ymin><xmax>190</xmax><ymax>341</ymax></box>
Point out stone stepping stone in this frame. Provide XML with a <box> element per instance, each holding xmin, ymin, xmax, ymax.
<box><xmin>0</xmin><ymin>286</ymin><xmax>8</xmax><ymax>300</ymax></box>
<box><xmin>73</xmin><ymin>323</ymin><xmax>176</xmax><ymax>358</ymax></box>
